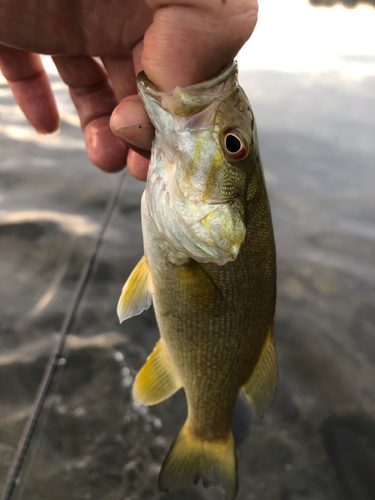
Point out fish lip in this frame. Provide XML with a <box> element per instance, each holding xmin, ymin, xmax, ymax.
<box><xmin>137</xmin><ymin>61</ymin><xmax>237</xmax><ymax>96</ymax></box>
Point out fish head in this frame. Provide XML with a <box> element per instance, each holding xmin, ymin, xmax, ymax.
<box><xmin>137</xmin><ymin>62</ymin><xmax>257</xmax><ymax>265</ymax></box>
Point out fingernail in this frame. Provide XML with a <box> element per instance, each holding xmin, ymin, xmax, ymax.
<box><xmin>113</xmin><ymin>122</ymin><xmax>154</xmax><ymax>153</ymax></box>
<box><xmin>113</xmin><ymin>122</ymin><xmax>154</xmax><ymax>134</ymax></box>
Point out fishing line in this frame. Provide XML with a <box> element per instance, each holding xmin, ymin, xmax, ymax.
<box><xmin>1</xmin><ymin>172</ymin><xmax>126</xmax><ymax>500</ymax></box>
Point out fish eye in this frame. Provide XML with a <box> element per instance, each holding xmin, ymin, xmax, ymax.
<box><xmin>223</xmin><ymin>129</ymin><xmax>249</xmax><ymax>161</ymax></box>
<box><xmin>226</xmin><ymin>134</ymin><xmax>241</xmax><ymax>153</ymax></box>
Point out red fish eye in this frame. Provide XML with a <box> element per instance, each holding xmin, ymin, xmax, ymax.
<box><xmin>223</xmin><ymin>129</ymin><xmax>249</xmax><ymax>160</ymax></box>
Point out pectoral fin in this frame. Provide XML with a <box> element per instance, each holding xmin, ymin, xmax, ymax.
<box><xmin>173</xmin><ymin>260</ymin><xmax>223</xmax><ymax>313</ymax></box>
<box><xmin>133</xmin><ymin>339</ymin><xmax>182</xmax><ymax>406</ymax></box>
<box><xmin>117</xmin><ymin>255</ymin><xmax>153</xmax><ymax>323</ymax></box>
<box><xmin>243</xmin><ymin>327</ymin><xmax>278</xmax><ymax>417</ymax></box>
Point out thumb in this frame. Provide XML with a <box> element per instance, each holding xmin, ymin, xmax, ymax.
<box><xmin>142</xmin><ymin>0</ymin><xmax>258</xmax><ymax>91</ymax></box>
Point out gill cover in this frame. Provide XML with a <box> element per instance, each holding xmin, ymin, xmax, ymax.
<box><xmin>137</xmin><ymin>62</ymin><xmax>250</xmax><ymax>266</ymax></box>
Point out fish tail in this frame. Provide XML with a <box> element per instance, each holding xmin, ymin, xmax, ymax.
<box><xmin>159</xmin><ymin>421</ymin><xmax>238</xmax><ymax>500</ymax></box>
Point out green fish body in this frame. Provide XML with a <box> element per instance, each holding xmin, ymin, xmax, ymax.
<box><xmin>118</xmin><ymin>61</ymin><xmax>277</xmax><ymax>500</ymax></box>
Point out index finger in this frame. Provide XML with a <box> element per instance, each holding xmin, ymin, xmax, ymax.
<box><xmin>53</xmin><ymin>55</ymin><xmax>129</xmax><ymax>172</ymax></box>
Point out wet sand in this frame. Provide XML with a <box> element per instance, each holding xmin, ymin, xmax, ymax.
<box><xmin>1</xmin><ymin>63</ymin><xmax>375</xmax><ymax>500</ymax></box>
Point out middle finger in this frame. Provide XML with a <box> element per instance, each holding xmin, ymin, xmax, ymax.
<box><xmin>53</xmin><ymin>55</ymin><xmax>128</xmax><ymax>172</ymax></box>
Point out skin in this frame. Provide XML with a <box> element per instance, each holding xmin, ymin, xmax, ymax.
<box><xmin>0</xmin><ymin>0</ymin><xmax>258</xmax><ymax>180</ymax></box>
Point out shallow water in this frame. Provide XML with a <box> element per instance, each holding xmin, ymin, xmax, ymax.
<box><xmin>1</xmin><ymin>2</ymin><xmax>375</xmax><ymax>500</ymax></box>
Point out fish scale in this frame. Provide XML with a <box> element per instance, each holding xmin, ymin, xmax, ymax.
<box><xmin>117</xmin><ymin>61</ymin><xmax>277</xmax><ymax>499</ymax></box>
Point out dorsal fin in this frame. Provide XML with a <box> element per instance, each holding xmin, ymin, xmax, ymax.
<box><xmin>133</xmin><ymin>339</ymin><xmax>182</xmax><ymax>406</ymax></box>
<box><xmin>242</xmin><ymin>327</ymin><xmax>278</xmax><ymax>416</ymax></box>
<box><xmin>117</xmin><ymin>255</ymin><xmax>153</xmax><ymax>323</ymax></box>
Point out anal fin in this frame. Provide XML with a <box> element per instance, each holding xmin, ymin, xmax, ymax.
<box><xmin>243</xmin><ymin>327</ymin><xmax>278</xmax><ymax>417</ymax></box>
<box><xmin>133</xmin><ymin>339</ymin><xmax>182</xmax><ymax>406</ymax></box>
<box><xmin>117</xmin><ymin>255</ymin><xmax>152</xmax><ymax>323</ymax></box>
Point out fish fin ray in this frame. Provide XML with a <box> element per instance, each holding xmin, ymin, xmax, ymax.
<box><xmin>133</xmin><ymin>339</ymin><xmax>182</xmax><ymax>406</ymax></box>
<box><xmin>117</xmin><ymin>255</ymin><xmax>153</xmax><ymax>323</ymax></box>
<box><xmin>159</xmin><ymin>422</ymin><xmax>238</xmax><ymax>500</ymax></box>
<box><xmin>242</xmin><ymin>327</ymin><xmax>278</xmax><ymax>416</ymax></box>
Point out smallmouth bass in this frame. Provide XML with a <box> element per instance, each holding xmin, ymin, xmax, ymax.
<box><xmin>117</xmin><ymin>61</ymin><xmax>277</xmax><ymax>499</ymax></box>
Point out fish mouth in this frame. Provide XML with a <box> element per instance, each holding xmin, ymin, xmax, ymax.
<box><xmin>137</xmin><ymin>61</ymin><xmax>238</xmax><ymax>119</ymax></box>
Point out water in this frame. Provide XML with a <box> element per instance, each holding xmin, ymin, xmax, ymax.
<box><xmin>1</xmin><ymin>1</ymin><xmax>375</xmax><ymax>499</ymax></box>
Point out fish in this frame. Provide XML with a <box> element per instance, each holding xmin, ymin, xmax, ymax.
<box><xmin>117</xmin><ymin>61</ymin><xmax>277</xmax><ymax>500</ymax></box>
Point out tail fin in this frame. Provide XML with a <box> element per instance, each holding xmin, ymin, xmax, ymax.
<box><xmin>159</xmin><ymin>421</ymin><xmax>238</xmax><ymax>500</ymax></box>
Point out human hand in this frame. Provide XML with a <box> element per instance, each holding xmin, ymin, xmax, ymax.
<box><xmin>0</xmin><ymin>0</ymin><xmax>258</xmax><ymax>180</ymax></box>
